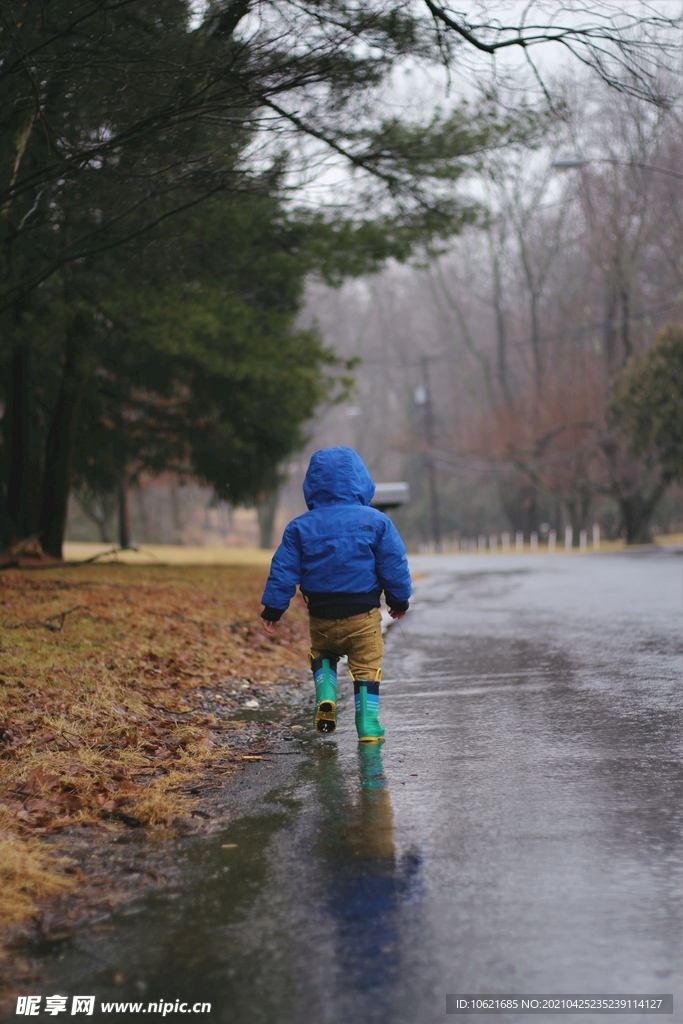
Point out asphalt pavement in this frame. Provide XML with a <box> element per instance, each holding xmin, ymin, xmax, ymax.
<box><xmin>28</xmin><ymin>550</ymin><xmax>683</xmax><ymax>1024</ymax></box>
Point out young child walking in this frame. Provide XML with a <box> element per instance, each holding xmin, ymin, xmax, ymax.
<box><xmin>260</xmin><ymin>447</ymin><xmax>411</xmax><ymax>742</ymax></box>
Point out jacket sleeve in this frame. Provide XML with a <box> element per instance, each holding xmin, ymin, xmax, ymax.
<box><xmin>375</xmin><ymin>517</ymin><xmax>412</xmax><ymax>606</ymax></box>
<box><xmin>260</xmin><ymin>523</ymin><xmax>302</xmax><ymax>616</ymax></box>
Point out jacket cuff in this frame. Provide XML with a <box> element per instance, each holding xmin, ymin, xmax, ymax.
<box><xmin>261</xmin><ymin>606</ymin><xmax>285</xmax><ymax>622</ymax></box>
<box><xmin>385</xmin><ymin>595</ymin><xmax>409</xmax><ymax>613</ymax></box>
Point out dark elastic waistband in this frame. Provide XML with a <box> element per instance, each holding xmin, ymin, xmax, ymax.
<box><xmin>303</xmin><ymin>590</ymin><xmax>380</xmax><ymax>620</ymax></box>
<box><xmin>309</xmin><ymin>604</ymin><xmax>377</xmax><ymax>620</ymax></box>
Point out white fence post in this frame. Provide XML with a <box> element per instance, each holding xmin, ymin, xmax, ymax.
<box><xmin>530</xmin><ymin>531</ymin><xmax>538</xmax><ymax>551</ymax></box>
<box><xmin>565</xmin><ymin>526</ymin><xmax>573</xmax><ymax>550</ymax></box>
<box><xmin>579</xmin><ymin>529</ymin><xmax>587</xmax><ymax>551</ymax></box>
<box><xmin>515</xmin><ymin>531</ymin><xmax>524</xmax><ymax>552</ymax></box>
<box><xmin>592</xmin><ymin>524</ymin><xmax>600</xmax><ymax>550</ymax></box>
<box><xmin>548</xmin><ymin>529</ymin><xmax>556</xmax><ymax>552</ymax></box>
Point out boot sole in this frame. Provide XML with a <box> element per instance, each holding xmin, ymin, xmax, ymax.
<box><xmin>314</xmin><ymin>701</ymin><xmax>337</xmax><ymax>734</ymax></box>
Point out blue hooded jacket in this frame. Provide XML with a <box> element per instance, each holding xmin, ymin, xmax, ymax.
<box><xmin>261</xmin><ymin>447</ymin><xmax>411</xmax><ymax>620</ymax></box>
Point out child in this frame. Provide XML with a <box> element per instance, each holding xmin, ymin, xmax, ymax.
<box><xmin>261</xmin><ymin>447</ymin><xmax>411</xmax><ymax>742</ymax></box>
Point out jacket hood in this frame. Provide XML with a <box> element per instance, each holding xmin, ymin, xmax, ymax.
<box><xmin>303</xmin><ymin>448</ymin><xmax>376</xmax><ymax>509</ymax></box>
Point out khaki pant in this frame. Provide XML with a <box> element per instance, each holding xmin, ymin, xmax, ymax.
<box><xmin>309</xmin><ymin>608</ymin><xmax>383</xmax><ymax>681</ymax></box>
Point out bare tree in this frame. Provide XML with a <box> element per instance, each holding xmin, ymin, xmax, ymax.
<box><xmin>422</xmin><ymin>2</ymin><xmax>680</xmax><ymax>105</ymax></box>
<box><xmin>302</xmin><ymin>71</ymin><xmax>683</xmax><ymax>544</ymax></box>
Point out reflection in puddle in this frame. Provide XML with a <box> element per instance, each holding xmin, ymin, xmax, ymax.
<box><xmin>316</xmin><ymin>744</ymin><xmax>422</xmax><ymax>1008</ymax></box>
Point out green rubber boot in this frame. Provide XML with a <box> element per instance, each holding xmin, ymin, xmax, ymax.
<box><xmin>312</xmin><ymin>655</ymin><xmax>338</xmax><ymax>734</ymax></box>
<box><xmin>354</xmin><ymin>681</ymin><xmax>385</xmax><ymax>743</ymax></box>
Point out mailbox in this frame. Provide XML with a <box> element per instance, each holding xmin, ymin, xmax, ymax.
<box><xmin>371</xmin><ymin>482</ymin><xmax>410</xmax><ymax>512</ymax></box>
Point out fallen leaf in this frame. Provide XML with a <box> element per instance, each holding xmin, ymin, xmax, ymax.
<box><xmin>54</xmin><ymin>793</ymin><xmax>81</xmax><ymax>811</ymax></box>
<box><xmin>34</xmin><ymin>732</ymin><xmax>55</xmax><ymax>747</ymax></box>
<box><xmin>25</xmin><ymin>767</ymin><xmax>61</xmax><ymax>792</ymax></box>
<box><xmin>25</xmin><ymin>797</ymin><xmax>60</xmax><ymax>814</ymax></box>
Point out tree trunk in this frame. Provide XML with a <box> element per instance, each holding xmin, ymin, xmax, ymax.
<box><xmin>530</xmin><ymin>289</ymin><xmax>542</xmax><ymax>389</ymax></box>
<box><xmin>0</xmin><ymin>487</ymin><xmax>13</xmax><ymax>551</ymax></box>
<box><xmin>499</xmin><ymin>477</ymin><xmax>537</xmax><ymax>535</ymax></box>
<box><xmin>565</xmin><ymin>498</ymin><xmax>579</xmax><ymax>544</ymax></box>
<box><xmin>618</xmin><ymin>482</ymin><xmax>665</xmax><ymax>544</ymax></box>
<box><xmin>599</xmin><ymin>431</ymin><xmax>664</xmax><ymax>545</ymax></box>
<box><xmin>5</xmin><ymin>343</ymin><xmax>44</xmax><ymax>540</ymax></box>
<box><xmin>256</xmin><ymin>489</ymin><xmax>279</xmax><ymax>549</ymax></box>
<box><xmin>603</xmin><ymin>285</ymin><xmax>618</xmax><ymax>374</ymax></box>
<box><xmin>119</xmin><ymin>480</ymin><xmax>132</xmax><ymax>549</ymax></box>
<box><xmin>74</xmin><ymin>490</ymin><xmax>116</xmax><ymax>543</ymax></box>
<box><xmin>490</xmin><ymin>248</ymin><xmax>511</xmax><ymax>406</ymax></box>
<box><xmin>38</xmin><ymin>313</ymin><xmax>90</xmax><ymax>558</ymax></box>
<box><xmin>565</xmin><ymin>487</ymin><xmax>592</xmax><ymax>544</ymax></box>
<box><xmin>620</xmin><ymin>286</ymin><xmax>631</xmax><ymax>362</ymax></box>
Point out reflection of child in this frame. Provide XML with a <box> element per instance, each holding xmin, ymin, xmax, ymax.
<box><xmin>323</xmin><ymin>744</ymin><xmax>424</xmax><ymax>1008</ymax></box>
<box><xmin>261</xmin><ymin>447</ymin><xmax>411</xmax><ymax>742</ymax></box>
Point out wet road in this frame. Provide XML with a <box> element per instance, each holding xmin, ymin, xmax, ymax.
<box><xmin>31</xmin><ymin>551</ymin><xmax>683</xmax><ymax>1022</ymax></box>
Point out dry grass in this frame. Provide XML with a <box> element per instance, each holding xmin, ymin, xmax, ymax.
<box><xmin>0</xmin><ymin>836</ymin><xmax>74</xmax><ymax>926</ymax></box>
<box><xmin>61</xmin><ymin>543</ymin><xmax>274</xmax><ymax>566</ymax></box>
<box><xmin>0</xmin><ymin>564</ymin><xmax>309</xmax><ymax>935</ymax></box>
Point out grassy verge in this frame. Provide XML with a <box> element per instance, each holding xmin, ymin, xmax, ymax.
<box><xmin>0</xmin><ymin>564</ymin><xmax>308</xmax><ymax>940</ymax></box>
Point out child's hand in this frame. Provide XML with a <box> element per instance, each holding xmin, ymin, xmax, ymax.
<box><xmin>262</xmin><ymin>619</ymin><xmax>278</xmax><ymax>635</ymax></box>
<box><xmin>388</xmin><ymin>609</ymin><xmax>406</xmax><ymax>620</ymax></box>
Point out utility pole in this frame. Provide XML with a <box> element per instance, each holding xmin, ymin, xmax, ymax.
<box><xmin>416</xmin><ymin>356</ymin><xmax>441</xmax><ymax>547</ymax></box>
